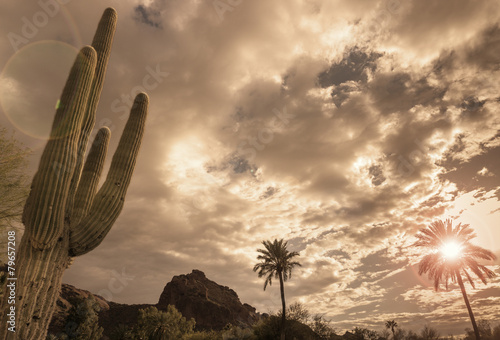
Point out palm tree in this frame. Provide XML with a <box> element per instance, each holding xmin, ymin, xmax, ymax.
<box><xmin>414</xmin><ymin>219</ymin><xmax>497</xmax><ymax>340</ymax></box>
<box><xmin>253</xmin><ymin>239</ymin><xmax>301</xmax><ymax>340</ymax></box>
<box><xmin>385</xmin><ymin>320</ymin><xmax>398</xmax><ymax>339</ymax></box>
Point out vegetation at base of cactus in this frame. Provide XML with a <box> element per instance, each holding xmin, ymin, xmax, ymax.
<box><xmin>48</xmin><ymin>296</ymin><xmax>103</xmax><ymax>340</ymax></box>
<box><xmin>0</xmin><ymin>7</ymin><xmax>149</xmax><ymax>340</ymax></box>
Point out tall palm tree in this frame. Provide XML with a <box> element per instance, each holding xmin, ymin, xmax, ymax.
<box><xmin>414</xmin><ymin>219</ymin><xmax>497</xmax><ymax>340</ymax></box>
<box><xmin>385</xmin><ymin>320</ymin><xmax>398</xmax><ymax>339</ymax></box>
<box><xmin>253</xmin><ymin>239</ymin><xmax>301</xmax><ymax>340</ymax></box>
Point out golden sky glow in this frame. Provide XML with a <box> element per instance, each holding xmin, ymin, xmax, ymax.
<box><xmin>1</xmin><ymin>0</ymin><xmax>499</xmax><ymax>336</ymax></box>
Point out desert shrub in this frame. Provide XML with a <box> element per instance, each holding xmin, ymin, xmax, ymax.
<box><xmin>286</xmin><ymin>302</ymin><xmax>311</xmax><ymax>324</ymax></box>
<box><xmin>252</xmin><ymin>315</ymin><xmax>281</xmax><ymax>340</ymax></box>
<box><xmin>394</xmin><ymin>328</ymin><xmax>407</xmax><ymax>340</ymax></box>
<box><xmin>351</xmin><ymin>327</ymin><xmax>380</xmax><ymax>340</ymax></box>
<box><xmin>134</xmin><ymin>305</ymin><xmax>195</xmax><ymax>340</ymax></box>
<box><xmin>222</xmin><ymin>324</ymin><xmax>256</xmax><ymax>339</ymax></box>
<box><xmin>310</xmin><ymin>314</ymin><xmax>337</xmax><ymax>340</ymax></box>
<box><xmin>420</xmin><ymin>325</ymin><xmax>440</xmax><ymax>340</ymax></box>
<box><xmin>464</xmin><ymin>320</ymin><xmax>500</xmax><ymax>340</ymax></box>
<box><xmin>111</xmin><ymin>323</ymin><xmax>136</xmax><ymax>340</ymax></box>
<box><xmin>46</xmin><ymin>335</ymin><xmax>62</xmax><ymax>340</ymax></box>
<box><xmin>406</xmin><ymin>330</ymin><xmax>420</xmax><ymax>340</ymax></box>
<box><xmin>47</xmin><ymin>296</ymin><xmax>103</xmax><ymax>340</ymax></box>
<box><xmin>494</xmin><ymin>324</ymin><xmax>500</xmax><ymax>340</ymax></box>
<box><xmin>187</xmin><ymin>330</ymin><xmax>222</xmax><ymax>340</ymax></box>
<box><xmin>253</xmin><ymin>314</ymin><xmax>319</xmax><ymax>340</ymax></box>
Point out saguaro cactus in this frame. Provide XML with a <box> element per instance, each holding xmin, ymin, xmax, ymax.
<box><xmin>0</xmin><ymin>8</ymin><xmax>148</xmax><ymax>339</ymax></box>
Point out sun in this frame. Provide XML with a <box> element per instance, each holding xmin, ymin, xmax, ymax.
<box><xmin>440</xmin><ymin>240</ymin><xmax>463</xmax><ymax>260</ymax></box>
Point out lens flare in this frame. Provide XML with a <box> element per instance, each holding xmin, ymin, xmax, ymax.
<box><xmin>0</xmin><ymin>41</ymin><xmax>78</xmax><ymax>139</ymax></box>
<box><xmin>440</xmin><ymin>241</ymin><xmax>462</xmax><ymax>260</ymax></box>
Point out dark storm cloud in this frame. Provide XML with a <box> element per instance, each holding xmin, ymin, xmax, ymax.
<box><xmin>318</xmin><ymin>47</ymin><xmax>382</xmax><ymax>87</ymax></box>
<box><xmin>227</xmin><ymin>155</ymin><xmax>256</xmax><ymax>174</ymax></box>
<box><xmin>465</xmin><ymin>24</ymin><xmax>500</xmax><ymax>71</ymax></box>
<box><xmin>133</xmin><ymin>3</ymin><xmax>163</xmax><ymax>28</ymax></box>
<box><xmin>440</xmin><ymin>145</ymin><xmax>500</xmax><ymax>193</ymax></box>
<box><xmin>330</xmin><ymin>82</ymin><xmax>359</xmax><ymax>108</ymax></box>
<box><xmin>368</xmin><ymin>164</ymin><xmax>386</xmax><ymax>186</ymax></box>
<box><xmin>369</xmin><ymin>72</ymin><xmax>447</xmax><ymax>115</ymax></box>
<box><xmin>374</xmin><ymin>109</ymin><xmax>454</xmax><ymax>185</ymax></box>
<box><xmin>260</xmin><ymin>186</ymin><xmax>278</xmax><ymax>200</ymax></box>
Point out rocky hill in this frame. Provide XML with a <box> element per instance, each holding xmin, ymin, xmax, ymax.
<box><xmin>48</xmin><ymin>269</ymin><xmax>261</xmax><ymax>337</ymax></box>
<box><xmin>158</xmin><ymin>269</ymin><xmax>261</xmax><ymax>330</ymax></box>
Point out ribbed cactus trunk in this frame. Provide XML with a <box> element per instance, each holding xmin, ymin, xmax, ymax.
<box><xmin>0</xmin><ymin>8</ymin><xmax>149</xmax><ymax>340</ymax></box>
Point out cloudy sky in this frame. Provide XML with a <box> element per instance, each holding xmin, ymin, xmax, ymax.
<box><xmin>1</xmin><ymin>0</ymin><xmax>500</xmax><ymax>336</ymax></box>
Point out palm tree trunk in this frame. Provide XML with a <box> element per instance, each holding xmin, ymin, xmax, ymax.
<box><xmin>455</xmin><ymin>270</ymin><xmax>480</xmax><ymax>340</ymax></box>
<box><xmin>279</xmin><ymin>271</ymin><xmax>286</xmax><ymax>340</ymax></box>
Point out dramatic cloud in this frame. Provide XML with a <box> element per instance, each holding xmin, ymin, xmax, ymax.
<box><xmin>1</xmin><ymin>0</ymin><xmax>499</xmax><ymax>335</ymax></box>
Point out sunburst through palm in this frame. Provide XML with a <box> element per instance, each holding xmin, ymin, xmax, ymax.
<box><xmin>440</xmin><ymin>240</ymin><xmax>463</xmax><ymax>260</ymax></box>
<box><xmin>413</xmin><ymin>219</ymin><xmax>497</xmax><ymax>340</ymax></box>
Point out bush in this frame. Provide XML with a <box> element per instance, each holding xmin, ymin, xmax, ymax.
<box><xmin>464</xmin><ymin>320</ymin><xmax>500</xmax><ymax>340</ymax></box>
<box><xmin>134</xmin><ymin>305</ymin><xmax>195</xmax><ymax>340</ymax></box>
<box><xmin>253</xmin><ymin>314</ymin><xmax>319</xmax><ymax>340</ymax></box>
<box><xmin>222</xmin><ymin>324</ymin><xmax>256</xmax><ymax>339</ymax></box>
<box><xmin>351</xmin><ymin>327</ymin><xmax>380</xmax><ymax>340</ymax></box>
<box><xmin>47</xmin><ymin>296</ymin><xmax>103</xmax><ymax>340</ymax></box>
<box><xmin>187</xmin><ymin>330</ymin><xmax>222</xmax><ymax>340</ymax></box>
<box><xmin>110</xmin><ymin>323</ymin><xmax>135</xmax><ymax>340</ymax></box>
<box><xmin>310</xmin><ymin>314</ymin><xmax>337</xmax><ymax>340</ymax></box>
<box><xmin>420</xmin><ymin>325</ymin><xmax>440</xmax><ymax>340</ymax></box>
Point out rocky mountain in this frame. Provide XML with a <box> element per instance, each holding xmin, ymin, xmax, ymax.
<box><xmin>158</xmin><ymin>269</ymin><xmax>261</xmax><ymax>330</ymax></box>
<box><xmin>48</xmin><ymin>269</ymin><xmax>261</xmax><ymax>337</ymax></box>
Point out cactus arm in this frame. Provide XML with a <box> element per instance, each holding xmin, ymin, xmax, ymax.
<box><xmin>69</xmin><ymin>93</ymin><xmax>148</xmax><ymax>256</ymax></box>
<box><xmin>66</xmin><ymin>8</ymin><xmax>117</xmax><ymax>222</ymax></box>
<box><xmin>22</xmin><ymin>46</ymin><xmax>97</xmax><ymax>250</ymax></box>
<box><xmin>71</xmin><ymin>127</ymin><xmax>110</xmax><ymax>227</ymax></box>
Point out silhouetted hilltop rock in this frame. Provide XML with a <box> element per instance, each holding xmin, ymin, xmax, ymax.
<box><xmin>48</xmin><ymin>269</ymin><xmax>260</xmax><ymax>338</ymax></box>
<box><xmin>158</xmin><ymin>269</ymin><xmax>261</xmax><ymax>330</ymax></box>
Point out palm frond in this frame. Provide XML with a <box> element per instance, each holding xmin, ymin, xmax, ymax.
<box><xmin>414</xmin><ymin>219</ymin><xmax>496</xmax><ymax>292</ymax></box>
<box><xmin>254</xmin><ymin>238</ymin><xmax>301</xmax><ymax>290</ymax></box>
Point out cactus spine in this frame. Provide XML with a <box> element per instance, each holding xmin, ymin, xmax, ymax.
<box><xmin>0</xmin><ymin>8</ymin><xmax>148</xmax><ymax>340</ymax></box>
